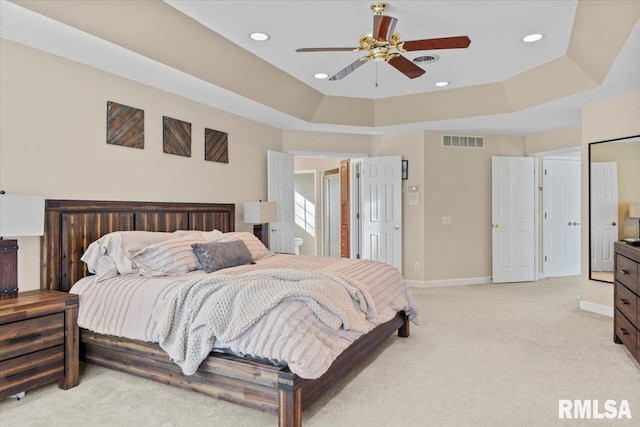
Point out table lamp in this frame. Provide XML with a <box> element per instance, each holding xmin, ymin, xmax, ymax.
<box><xmin>243</xmin><ymin>201</ymin><xmax>277</xmax><ymax>247</ymax></box>
<box><xmin>0</xmin><ymin>191</ymin><xmax>45</xmax><ymax>299</ymax></box>
<box><xmin>630</xmin><ymin>202</ymin><xmax>640</xmax><ymax>239</ymax></box>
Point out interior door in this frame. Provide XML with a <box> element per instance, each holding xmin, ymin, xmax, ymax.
<box><xmin>543</xmin><ymin>158</ymin><xmax>581</xmax><ymax>277</ymax></box>
<box><xmin>340</xmin><ymin>159</ymin><xmax>350</xmax><ymax>258</ymax></box>
<box><xmin>492</xmin><ymin>156</ymin><xmax>535</xmax><ymax>283</ymax></box>
<box><xmin>323</xmin><ymin>174</ymin><xmax>341</xmax><ymax>257</ymax></box>
<box><xmin>359</xmin><ymin>156</ymin><xmax>402</xmax><ymax>272</ymax></box>
<box><xmin>591</xmin><ymin>162</ymin><xmax>618</xmax><ymax>273</ymax></box>
<box><xmin>267</xmin><ymin>150</ymin><xmax>295</xmax><ymax>254</ymax></box>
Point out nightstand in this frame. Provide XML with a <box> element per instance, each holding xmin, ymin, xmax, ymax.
<box><xmin>0</xmin><ymin>290</ymin><xmax>79</xmax><ymax>398</ymax></box>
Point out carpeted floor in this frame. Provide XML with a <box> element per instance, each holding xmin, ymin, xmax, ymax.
<box><xmin>2</xmin><ymin>276</ymin><xmax>639</xmax><ymax>426</ymax></box>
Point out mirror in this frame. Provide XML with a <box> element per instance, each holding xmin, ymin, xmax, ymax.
<box><xmin>589</xmin><ymin>135</ymin><xmax>640</xmax><ymax>283</ymax></box>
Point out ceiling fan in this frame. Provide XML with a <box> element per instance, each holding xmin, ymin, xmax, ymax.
<box><xmin>296</xmin><ymin>2</ymin><xmax>471</xmax><ymax>81</ymax></box>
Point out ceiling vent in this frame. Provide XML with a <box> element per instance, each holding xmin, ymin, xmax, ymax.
<box><xmin>412</xmin><ymin>54</ymin><xmax>439</xmax><ymax>64</ymax></box>
<box><xmin>442</xmin><ymin>135</ymin><xmax>485</xmax><ymax>148</ymax></box>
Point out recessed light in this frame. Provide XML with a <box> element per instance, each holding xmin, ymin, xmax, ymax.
<box><xmin>249</xmin><ymin>32</ymin><xmax>270</xmax><ymax>41</ymax></box>
<box><xmin>314</xmin><ymin>73</ymin><xmax>329</xmax><ymax>79</ymax></box>
<box><xmin>434</xmin><ymin>81</ymin><xmax>449</xmax><ymax>87</ymax></box>
<box><xmin>522</xmin><ymin>33</ymin><xmax>544</xmax><ymax>43</ymax></box>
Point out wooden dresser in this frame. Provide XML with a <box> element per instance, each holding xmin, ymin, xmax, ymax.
<box><xmin>0</xmin><ymin>290</ymin><xmax>79</xmax><ymax>398</ymax></box>
<box><xmin>613</xmin><ymin>242</ymin><xmax>640</xmax><ymax>364</ymax></box>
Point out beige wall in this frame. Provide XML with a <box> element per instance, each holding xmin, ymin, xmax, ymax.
<box><xmin>0</xmin><ymin>39</ymin><xmax>282</xmax><ymax>292</ymax></box>
<box><xmin>283</xmin><ymin>130</ymin><xmax>372</xmax><ymax>155</ymax></box>
<box><xmin>581</xmin><ymin>91</ymin><xmax>640</xmax><ymax>308</ymax></box>
<box><xmin>525</xmin><ymin>125</ymin><xmax>582</xmax><ymax>154</ymax></box>
<box><xmin>423</xmin><ymin>132</ymin><xmax>526</xmax><ymax>281</ymax></box>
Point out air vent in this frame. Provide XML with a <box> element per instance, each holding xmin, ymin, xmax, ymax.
<box><xmin>442</xmin><ymin>135</ymin><xmax>485</xmax><ymax>148</ymax></box>
<box><xmin>413</xmin><ymin>54</ymin><xmax>440</xmax><ymax>64</ymax></box>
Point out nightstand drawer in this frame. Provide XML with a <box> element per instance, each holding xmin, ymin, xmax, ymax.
<box><xmin>615</xmin><ymin>281</ymin><xmax>638</xmax><ymax>326</ymax></box>
<box><xmin>0</xmin><ymin>313</ymin><xmax>64</xmax><ymax>361</ymax></box>
<box><xmin>0</xmin><ymin>345</ymin><xmax>64</xmax><ymax>398</ymax></box>
<box><xmin>615</xmin><ymin>309</ymin><xmax>637</xmax><ymax>358</ymax></box>
<box><xmin>617</xmin><ymin>254</ymin><xmax>638</xmax><ymax>294</ymax></box>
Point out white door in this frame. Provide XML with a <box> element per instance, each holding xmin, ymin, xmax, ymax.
<box><xmin>591</xmin><ymin>162</ymin><xmax>618</xmax><ymax>273</ymax></box>
<box><xmin>543</xmin><ymin>158</ymin><xmax>581</xmax><ymax>277</ymax></box>
<box><xmin>267</xmin><ymin>150</ymin><xmax>295</xmax><ymax>254</ymax></box>
<box><xmin>359</xmin><ymin>156</ymin><xmax>402</xmax><ymax>272</ymax></box>
<box><xmin>492</xmin><ymin>156</ymin><xmax>535</xmax><ymax>283</ymax></box>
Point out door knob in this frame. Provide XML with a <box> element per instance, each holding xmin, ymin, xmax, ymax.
<box><xmin>271</xmin><ymin>228</ymin><xmax>277</xmax><ymax>232</ymax></box>
<box><xmin>574</xmin><ymin>222</ymin><xmax>580</xmax><ymax>226</ymax></box>
<box><xmin>493</xmin><ymin>224</ymin><xmax>500</xmax><ymax>229</ymax></box>
<box><xmin>612</xmin><ymin>222</ymin><xmax>617</xmax><ymax>226</ymax></box>
<box><xmin>395</xmin><ymin>225</ymin><xmax>400</xmax><ymax>230</ymax></box>
<box><xmin>568</xmin><ymin>222</ymin><xmax>573</xmax><ymax>226</ymax></box>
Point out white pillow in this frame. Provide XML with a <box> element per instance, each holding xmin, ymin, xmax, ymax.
<box><xmin>81</xmin><ymin>231</ymin><xmax>197</xmax><ymax>276</ymax></box>
<box><xmin>218</xmin><ymin>232</ymin><xmax>274</xmax><ymax>261</ymax></box>
<box><xmin>130</xmin><ymin>235</ymin><xmax>205</xmax><ymax>276</ymax></box>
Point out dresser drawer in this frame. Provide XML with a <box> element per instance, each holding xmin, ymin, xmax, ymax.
<box><xmin>615</xmin><ymin>281</ymin><xmax>638</xmax><ymax>325</ymax></box>
<box><xmin>615</xmin><ymin>309</ymin><xmax>637</xmax><ymax>358</ymax></box>
<box><xmin>616</xmin><ymin>254</ymin><xmax>639</xmax><ymax>294</ymax></box>
<box><xmin>0</xmin><ymin>313</ymin><xmax>64</xmax><ymax>361</ymax></box>
<box><xmin>0</xmin><ymin>345</ymin><xmax>64</xmax><ymax>398</ymax></box>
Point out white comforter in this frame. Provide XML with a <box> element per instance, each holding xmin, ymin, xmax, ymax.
<box><xmin>70</xmin><ymin>254</ymin><xmax>419</xmax><ymax>379</ymax></box>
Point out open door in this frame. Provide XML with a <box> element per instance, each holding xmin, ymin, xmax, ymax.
<box><xmin>591</xmin><ymin>162</ymin><xmax>618</xmax><ymax>273</ymax></box>
<box><xmin>492</xmin><ymin>156</ymin><xmax>535</xmax><ymax>283</ymax></box>
<box><xmin>267</xmin><ymin>150</ymin><xmax>295</xmax><ymax>254</ymax></box>
<box><xmin>359</xmin><ymin>156</ymin><xmax>402</xmax><ymax>272</ymax></box>
<box><xmin>340</xmin><ymin>159</ymin><xmax>350</xmax><ymax>258</ymax></box>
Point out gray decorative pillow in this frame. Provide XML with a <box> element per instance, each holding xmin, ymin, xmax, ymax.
<box><xmin>192</xmin><ymin>240</ymin><xmax>255</xmax><ymax>273</ymax></box>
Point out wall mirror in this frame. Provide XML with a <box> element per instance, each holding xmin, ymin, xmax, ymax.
<box><xmin>589</xmin><ymin>135</ymin><xmax>640</xmax><ymax>283</ymax></box>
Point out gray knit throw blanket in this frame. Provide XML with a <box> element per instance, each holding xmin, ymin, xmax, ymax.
<box><xmin>152</xmin><ymin>268</ymin><xmax>377</xmax><ymax>375</ymax></box>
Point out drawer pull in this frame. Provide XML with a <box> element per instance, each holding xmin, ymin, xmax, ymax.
<box><xmin>620</xmin><ymin>298</ymin><xmax>631</xmax><ymax>305</ymax></box>
<box><xmin>619</xmin><ymin>327</ymin><xmax>630</xmax><ymax>336</ymax></box>
<box><xmin>5</xmin><ymin>367</ymin><xmax>41</xmax><ymax>381</ymax></box>
<box><xmin>7</xmin><ymin>332</ymin><xmax>42</xmax><ymax>344</ymax></box>
<box><xmin>618</xmin><ymin>269</ymin><xmax>629</xmax><ymax>275</ymax></box>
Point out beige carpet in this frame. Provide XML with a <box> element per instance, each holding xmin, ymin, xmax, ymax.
<box><xmin>2</xmin><ymin>276</ymin><xmax>639</xmax><ymax>426</ymax></box>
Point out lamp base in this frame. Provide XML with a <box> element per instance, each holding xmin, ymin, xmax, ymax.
<box><xmin>0</xmin><ymin>239</ymin><xmax>19</xmax><ymax>299</ymax></box>
<box><xmin>253</xmin><ymin>224</ymin><xmax>269</xmax><ymax>248</ymax></box>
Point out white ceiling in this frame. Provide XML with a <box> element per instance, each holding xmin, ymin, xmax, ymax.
<box><xmin>1</xmin><ymin>1</ymin><xmax>639</xmax><ymax>136</ymax></box>
<box><xmin>166</xmin><ymin>0</ymin><xmax>578</xmax><ymax>99</ymax></box>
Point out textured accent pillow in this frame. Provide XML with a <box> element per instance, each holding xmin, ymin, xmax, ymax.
<box><xmin>130</xmin><ymin>235</ymin><xmax>205</xmax><ymax>276</ymax></box>
<box><xmin>192</xmin><ymin>240</ymin><xmax>255</xmax><ymax>273</ymax></box>
<box><xmin>218</xmin><ymin>232</ymin><xmax>274</xmax><ymax>261</ymax></box>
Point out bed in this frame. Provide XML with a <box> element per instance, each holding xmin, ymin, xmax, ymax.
<box><xmin>41</xmin><ymin>199</ymin><xmax>416</xmax><ymax>426</ymax></box>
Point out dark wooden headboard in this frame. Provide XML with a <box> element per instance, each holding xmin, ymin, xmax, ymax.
<box><xmin>42</xmin><ymin>200</ymin><xmax>235</xmax><ymax>292</ymax></box>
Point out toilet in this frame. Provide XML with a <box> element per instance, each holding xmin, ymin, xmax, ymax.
<box><xmin>294</xmin><ymin>237</ymin><xmax>303</xmax><ymax>255</ymax></box>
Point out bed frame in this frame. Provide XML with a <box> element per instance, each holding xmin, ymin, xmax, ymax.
<box><xmin>42</xmin><ymin>199</ymin><xmax>410</xmax><ymax>427</ymax></box>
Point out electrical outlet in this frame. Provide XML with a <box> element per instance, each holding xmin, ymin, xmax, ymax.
<box><xmin>442</xmin><ymin>216</ymin><xmax>452</xmax><ymax>225</ymax></box>
<box><xmin>414</xmin><ymin>262</ymin><xmax>420</xmax><ymax>271</ymax></box>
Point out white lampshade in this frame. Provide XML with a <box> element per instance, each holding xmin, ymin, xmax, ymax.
<box><xmin>630</xmin><ymin>202</ymin><xmax>640</xmax><ymax>219</ymax></box>
<box><xmin>0</xmin><ymin>194</ymin><xmax>45</xmax><ymax>237</ymax></box>
<box><xmin>243</xmin><ymin>201</ymin><xmax>277</xmax><ymax>224</ymax></box>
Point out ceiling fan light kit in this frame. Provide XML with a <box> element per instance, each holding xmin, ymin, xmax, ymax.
<box><xmin>296</xmin><ymin>2</ymin><xmax>471</xmax><ymax>82</ymax></box>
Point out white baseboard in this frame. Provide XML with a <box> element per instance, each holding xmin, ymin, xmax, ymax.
<box><xmin>406</xmin><ymin>277</ymin><xmax>492</xmax><ymax>288</ymax></box>
<box><xmin>580</xmin><ymin>300</ymin><xmax>613</xmax><ymax>317</ymax></box>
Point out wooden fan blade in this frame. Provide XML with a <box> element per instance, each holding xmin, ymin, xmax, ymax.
<box><xmin>296</xmin><ymin>47</ymin><xmax>358</xmax><ymax>52</ymax></box>
<box><xmin>373</xmin><ymin>15</ymin><xmax>397</xmax><ymax>41</ymax></box>
<box><xmin>388</xmin><ymin>55</ymin><xmax>425</xmax><ymax>79</ymax></box>
<box><xmin>402</xmin><ymin>36</ymin><xmax>471</xmax><ymax>51</ymax></box>
<box><xmin>329</xmin><ymin>57</ymin><xmax>369</xmax><ymax>81</ymax></box>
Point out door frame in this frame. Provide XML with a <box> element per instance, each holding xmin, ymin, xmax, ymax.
<box><xmin>528</xmin><ymin>146</ymin><xmax>581</xmax><ymax>280</ymax></box>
